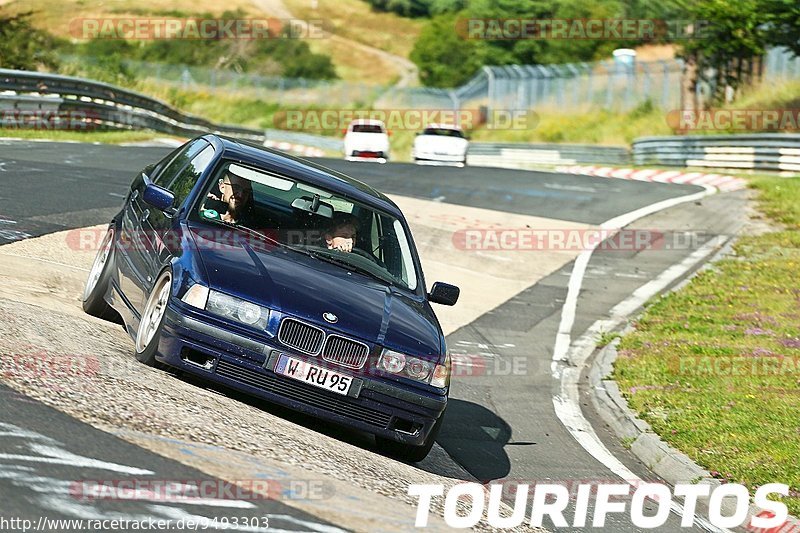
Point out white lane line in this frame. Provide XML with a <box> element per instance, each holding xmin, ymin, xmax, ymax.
<box><xmin>550</xmin><ymin>183</ymin><xmax>731</xmax><ymax>532</ymax></box>
<box><xmin>552</xmin><ymin>184</ymin><xmax>715</xmax><ymax>365</ymax></box>
<box><xmin>108</xmin><ymin>192</ymin><xmax>126</xmax><ymax>198</ymax></box>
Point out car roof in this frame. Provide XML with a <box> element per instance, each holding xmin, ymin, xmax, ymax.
<box><xmin>207</xmin><ymin>135</ymin><xmax>401</xmax><ymax>216</ymax></box>
<box><xmin>348</xmin><ymin>119</ymin><xmax>386</xmax><ymax>127</ymax></box>
<box><xmin>423</xmin><ymin>123</ymin><xmax>463</xmax><ymax>131</ymax></box>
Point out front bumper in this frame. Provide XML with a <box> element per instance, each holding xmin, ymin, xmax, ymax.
<box><xmin>158</xmin><ymin>305</ymin><xmax>446</xmax><ymax>445</ymax></box>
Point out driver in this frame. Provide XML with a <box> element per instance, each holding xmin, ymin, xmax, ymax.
<box><xmin>324</xmin><ymin>213</ymin><xmax>359</xmax><ymax>252</ymax></box>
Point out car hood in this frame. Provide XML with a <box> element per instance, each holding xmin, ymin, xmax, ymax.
<box><xmin>188</xmin><ymin>225</ymin><xmax>443</xmax><ymax>359</ymax></box>
<box><xmin>345</xmin><ymin>132</ymin><xmax>390</xmax><ymax>151</ymax></box>
<box><xmin>414</xmin><ymin>135</ymin><xmax>468</xmax><ymax>154</ymax></box>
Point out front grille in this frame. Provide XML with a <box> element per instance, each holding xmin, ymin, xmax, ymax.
<box><xmin>322</xmin><ymin>335</ymin><xmax>370</xmax><ymax>369</ymax></box>
<box><xmin>215</xmin><ymin>360</ymin><xmax>391</xmax><ymax>428</ymax></box>
<box><xmin>278</xmin><ymin>318</ymin><xmax>324</xmax><ymax>355</ymax></box>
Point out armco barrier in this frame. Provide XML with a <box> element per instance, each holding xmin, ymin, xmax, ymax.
<box><xmin>0</xmin><ymin>68</ymin><xmax>337</xmax><ymax>155</ymax></box>
<box><xmin>633</xmin><ymin>134</ymin><xmax>800</xmax><ymax>172</ymax></box>
<box><xmin>467</xmin><ymin>142</ymin><xmax>631</xmax><ymax>169</ymax></box>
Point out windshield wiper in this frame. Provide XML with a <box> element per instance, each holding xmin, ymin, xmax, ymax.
<box><xmin>305</xmin><ymin>249</ymin><xmax>397</xmax><ymax>287</ymax></box>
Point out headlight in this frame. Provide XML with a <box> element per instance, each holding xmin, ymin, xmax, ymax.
<box><xmin>378</xmin><ymin>348</ymin><xmax>448</xmax><ymax>388</ymax></box>
<box><xmin>182</xmin><ymin>284</ymin><xmax>270</xmax><ymax>330</ymax></box>
<box><xmin>206</xmin><ymin>290</ymin><xmax>270</xmax><ymax>329</ymax></box>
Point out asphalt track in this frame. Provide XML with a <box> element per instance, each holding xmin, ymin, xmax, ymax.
<box><xmin>0</xmin><ymin>383</ymin><xmax>341</xmax><ymax>532</ymax></box>
<box><xmin>0</xmin><ymin>140</ymin><xmax>747</xmax><ymax>531</ymax></box>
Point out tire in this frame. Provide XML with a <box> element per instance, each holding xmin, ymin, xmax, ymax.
<box><xmin>82</xmin><ymin>226</ymin><xmax>122</xmax><ymax>323</ymax></box>
<box><xmin>134</xmin><ymin>269</ymin><xmax>172</xmax><ymax>367</ymax></box>
<box><xmin>376</xmin><ymin>410</ymin><xmax>445</xmax><ymax>463</ymax></box>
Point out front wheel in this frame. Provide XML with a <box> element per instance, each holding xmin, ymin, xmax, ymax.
<box><xmin>134</xmin><ymin>269</ymin><xmax>171</xmax><ymax>366</ymax></box>
<box><xmin>375</xmin><ymin>411</ymin><xmax>445</xmax><ymax>463</ymax></box>
<box><xmin>82</xmin><ymin>226</ymin><xmax>122</xmax><ymax>323</ymax></box>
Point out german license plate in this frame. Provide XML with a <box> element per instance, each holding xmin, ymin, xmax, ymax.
<box><xmin>275</xmin><ymin>354</ymin><xmax>352</xmax><ymax>396</ymax></box>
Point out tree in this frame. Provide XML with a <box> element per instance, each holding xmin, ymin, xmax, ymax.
<box><xmin>0</xmin><ymin>10</ymin><xmax>59</xmax><ymax>70</ymax></box>
<box><xmin>761</xmin><ymin>0</ymin><xmax>800</xmax><ymax>56</ymax></box>
<box><xmin>678</xmin><ymin>0</ymin><xmax>768</xmax><ymax>105</ymax></box>
<box><xmin>411</xmin><ymin>13</ymin><xmax>487</xmax><ymax>87</ymax></box>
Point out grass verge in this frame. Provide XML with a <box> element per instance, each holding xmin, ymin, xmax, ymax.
<box><xmin>0</xmin><ymin>129</ymin><xmax>173</xmax><ymax>144</ymax></box>
<box><xmin>613</xmin><ymin>175</ymin><xmax>800</xmax><ymax>514</ymax></box>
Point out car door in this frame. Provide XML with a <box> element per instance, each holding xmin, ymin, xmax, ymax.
<box><xmin>141</xmin><ymin>142</ymin><xmax>216</xmax><ymax>286</ymax></box>
<box><xmin>117</xmin><ymin>139</ymin><xmax>210</xmax><ymax>314</ymax></box>
<box><xmin>116</xmin><ymin>146</ymin><xmax>184</xmax><ymax>311</ymax></box>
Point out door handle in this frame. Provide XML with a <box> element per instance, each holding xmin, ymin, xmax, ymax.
<box><xmin>140</xmin><ymin>209</ymin><xmax>150</xmax><ymax>222</ymax></box>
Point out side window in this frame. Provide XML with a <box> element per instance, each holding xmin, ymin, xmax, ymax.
<box><xmin>154</xmin><ymin>139</ymin><xmax>209</xmax><ymax>187</ymax></box>
<box><xmin>149</xmin><ymin>146</ymin><xmax>183</xmax><ymax>184</ymax></box>
<box><xmin>167</xmin><ymin>144</ymin><xmax>216</xmax><ymax>207</ymax></box>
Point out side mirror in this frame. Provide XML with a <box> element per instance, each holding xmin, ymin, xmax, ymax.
<box><xmin>428</xmin><ymin>282</ymin><xmax>459</xmax><ymax>306</ymax></box>
<box><xmin>143</xmin><ymin>182</ymin><xmax>175</xmax><ymax>214</ymax></box>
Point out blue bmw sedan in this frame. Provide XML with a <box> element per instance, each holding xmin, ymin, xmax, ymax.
<box><xmin>83</xmin><ymin>134</ymin><xmax>459</xmax><ymax>462</ymax></box>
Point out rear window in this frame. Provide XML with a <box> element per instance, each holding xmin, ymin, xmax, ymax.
<box><xmin>351</xmin><ymin>124</ymin><xmax>385</xmax><ymax>134</ymax></box>
<box><xmin>422</xmin><ymin>128</ymin><xmax>464</xmax><ymax>138</ymax></box>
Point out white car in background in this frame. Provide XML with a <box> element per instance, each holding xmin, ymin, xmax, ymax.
<box><xmin>343</xmin><ymin>119</ymin><xmax>390</xmax><ymax>163</ymax></box>
<box><xmin>412</xmin><ymin>124</ymin><xmax>469</xmax><ymax>166</ymax></box>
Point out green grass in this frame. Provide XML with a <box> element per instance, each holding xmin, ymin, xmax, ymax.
<box><xmin>466</xmin><ymin>79</ymin><xmax>800</xmax><ymax>146</ymax></box>
<box><xmin>614</xmin><ymin>174</ymin><xmax>800</xmax><ymax>514</ymax></box>
<box><xmin>0</xmin><ymin>129</ymin><xmax>171</xmax><ymax>144</ymax></box>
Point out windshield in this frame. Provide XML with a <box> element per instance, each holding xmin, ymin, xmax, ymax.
<box><xmin>194</xmin><ymin>160</ymin><xmax>419</xmax><ymax>291</ymax></box>
<box><xmin>422</xmin><ymin>127</ymin><xmax>464</xmax><ymax>138</ymax></box>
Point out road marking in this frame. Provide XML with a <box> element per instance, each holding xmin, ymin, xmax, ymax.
<box><xmin>550</xmin><ymin>184</ymin><xmax>731</xmax><ymax>532</ymax></box>
<box><xmin>551</xmin><ymin>184</ymin><xmax>714</xmax><ymax>365</ymax></box>
<box><xmin>108</xmin><ymin>192</ymin><xmax>126</xmax><ymax>198</ymax></box>
<box><xmin>0</xmin><ymin>444</ymin><xmax>155</xmax><ymax>476</ymax></box>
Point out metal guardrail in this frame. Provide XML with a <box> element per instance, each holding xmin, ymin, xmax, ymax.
<box><xmin>633</xmin><ymin>134</ymin><xmax>800</xmax><ymax>172</ymax></box>
<box><xmin>467</xmin><ymin>142</ymin><xmax>631</xmax><ymax>169</ymax></box>
<box><xmin>0</xmin><ymin>68</ymin><xmax>266</xmax><ymax>141</ymax></box>
<box><xmin>0</xmin><ymin>69</ymin><xmax>339</xmax><ymax>155</ymax></box>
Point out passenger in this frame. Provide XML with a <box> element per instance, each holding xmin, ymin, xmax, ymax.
<box><xmin>324</xmin><ymin>213</ymin><xmax>359</xmax><ymax>252</ymax></box>
<box><xmin>206</xmin><ymin>171</ymin><xmax>253</xmax><ymax>224</ymax></box>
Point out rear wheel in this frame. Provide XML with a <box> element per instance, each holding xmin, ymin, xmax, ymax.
<box><xmin>134</xmin><ymin>270</ymin><xmax>171</xmax><ymax>367</ymax></box>
<box><xmin>82</xmin><ymin>226</ymin><xmax>122</xmax><ymax>323</ymax></box>
<box><xmin>376</xmin><ymin>411</ymin><xmax>445</xmax><ymax>463</ymax></box>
